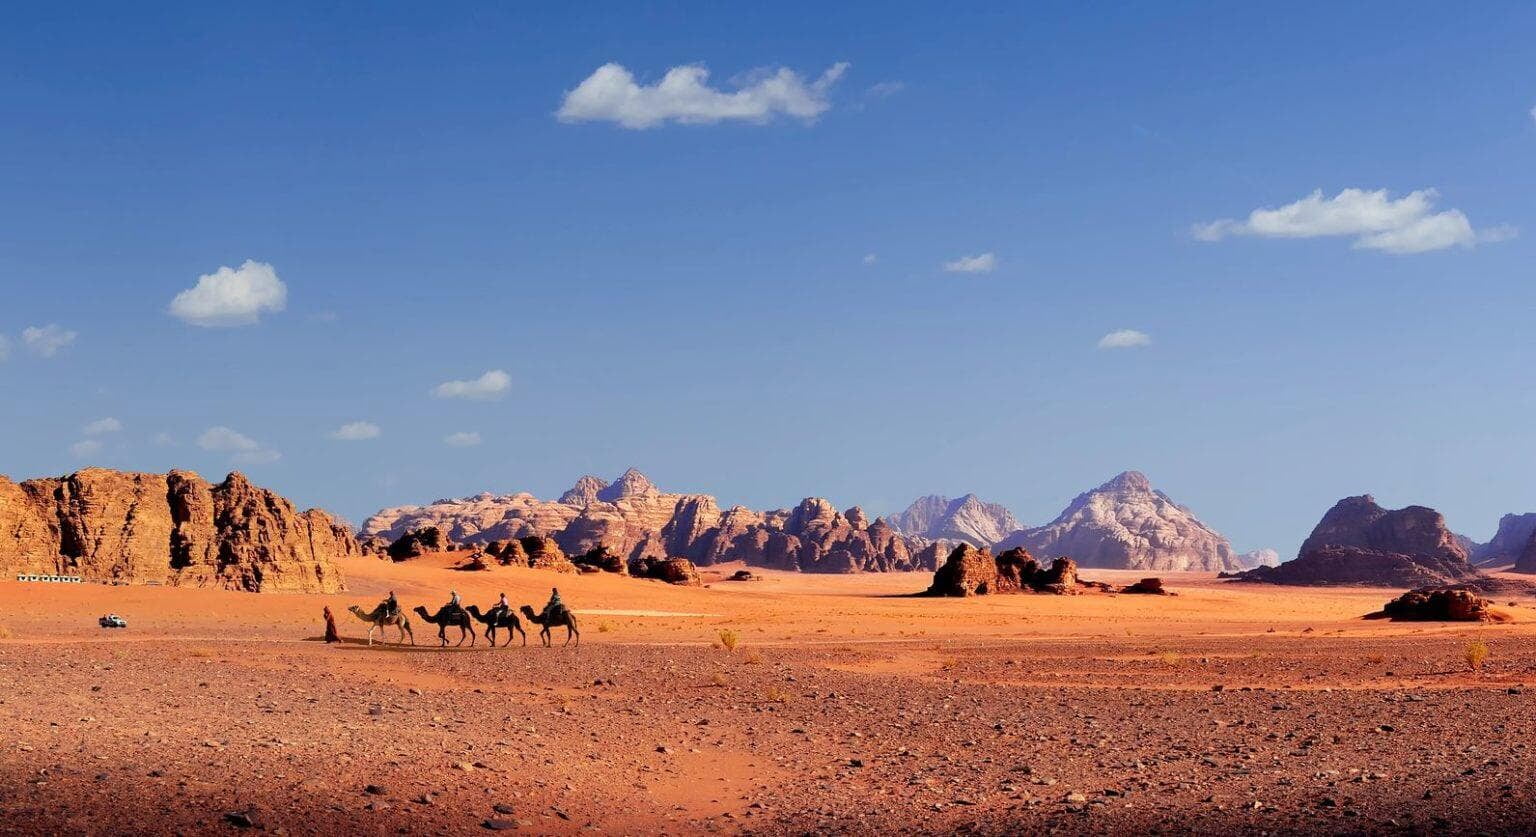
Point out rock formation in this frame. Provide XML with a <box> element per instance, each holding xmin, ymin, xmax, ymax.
<box><xmin>1237</xmin><ymin>496</ymin><xmax>1482</xmax><ymax>587</ymax></box>
<box><xmin>628</xmin><ymin>556</ymin><xmax>701</xmax><ymax>586</ymax></box>
<box><xmin>1368</xmin><ymin>586</ymin><xmax>1498</xmax><ymax>621</ymax></box>
<box><xmin>887</xmin><ymin>494</ymin><xmax>1021</xmax><ymax>547</ymax></box>
<box><xmin>925</xmin><ymin>545</ymin><xmax>1116</xmax><ymax>597</ymax></box>
<box><xmin>1473</xmin><ymin>513</ymin><xmax>1536</xmax><ymax>568</ymax></box>
<box><xmin>0</xmin><ymin>468</ymin><xmax>352</xmax><ymax>592</ymax></box>
<box><xmin>361</xmin><ymin>469</ymin><xmax>939</xmax><ymax>575</ymax></box>
<box><xmin>386</xmin><ymin>526</ymin><xmax>447</xmax><ymax>561</ymax></box>
<box><xmin>995</xmin><ymin>472</ymin><xmax>1239</xmax><ymax>572</ymax></box>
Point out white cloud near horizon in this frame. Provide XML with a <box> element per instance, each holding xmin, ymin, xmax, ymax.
<box><xmin>943</xmin><ymin>252</ymin><xmax>997</xmax><ymax>273</ymax></box>
<box><xmin>197</xmin><ymin>425</ymin><xmax>281</xmax><ymax>465</ymax></box>
<box><xmin>330</xmin><ymin>421</ymin><xmax>381</xmax><ymax>441</ymax></box>
<box><xmin>1098</xmin><ymin>329</ymin><xmax>1152</xmax><ymax>350</ymax></box>
<box><xmin>1194</xmin><ymin>188</ymin><xmax>1515</xmax><ymax>255</ymax></box>
<box><xmin>169</xmin><ymin>260</ymin><xmax>287</xmax><ymax>326</ymax></box>
<box><xmin>862</xmin><ymin>253</ymin><xmax>877</xmax><ymax>265</ymax></box>
<box><xmin>443</xmin><ymin>431</ymin><xmax>482</xmax><ymax>448</ymax></box>
<box><xmin>22</xmin><ymin>324</ymin><xmax>77</xmax><ymax>357</ymax></box>
<box><xmin>557</xmin><ymin>61</ymin><xmax>849</xmax><ymax>129</ymax></box>
<box><xmin>432</xmin><ymin>369</ymin><xmax>510</xmax><ymax>400</ymax></box>
<box><xmin>69</xmin><ymin>439</ymin><xmax>102</xmax><ymax>459</ymax></box>
<box><xmin>83</xmin><ymin>417</ymin><xmax>122</xmax><ymax>435</ymax></box>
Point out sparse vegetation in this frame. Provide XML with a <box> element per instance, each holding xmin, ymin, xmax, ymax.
<box><xmin>0</xmin><ymin>624</ymin><xmax>13</xmax><ymax>639</ymax></box>
<box><xmin>188</xmin><ymin>647</ymin><xmax>215</xmax><ymax>659</ymax></box>
<box><xmin>709</xmin><ymin>672</ymin><xmax>730</xmax><ymax>688</ymax></box>
<box><xmin>1158</xmin><ymin>651</ymin><xmax>1181</xmax><ymax>666</ymax></box>
<box><xmin>597</xmin><ymin>620</ymin><xmax>615</xmax><ymax>633</ymax></box>
<box><xmin>744</xmin><ymin>651</ymin><xmax>763</xmax><ymax>664</ymax></box>
<box><xmin>1465</xmin><ymin>639</ymin><xmax>1489</xmax><ymax>671</ymax></box>
<box><xmin>1365</xmin><ymin>654</ymin><xmax>1386</xmax><ymax>666</ymax></box>
<box><xmin>717</xmin><ymin>629</ymin><xmax>740</xmax><ymax>653</ymax></box>
<box><xmin>764</xmin><ymin>685</ymin><xmax>791</xmax><ymax>704</ymax></box>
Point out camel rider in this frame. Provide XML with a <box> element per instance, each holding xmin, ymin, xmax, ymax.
<box><xmin>381</xmin><ymin>590</ymin><xmax>399</xmax><ymax>619</ymax></box>
<box><xmin>445</xmin><ymin>589</ymin><xmax>463</xmax><ymax>617</ymax></box>
<box><xmin>541</xmin><ymin>587</ymin><xmax>565</xmax><ymax>621</ymax></box>
<box><xmin>490</xmin><ymin>592</ymin><xmax>510</xmax><ymax>619</ymax></box>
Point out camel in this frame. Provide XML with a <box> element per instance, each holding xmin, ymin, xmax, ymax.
<box><xmin>520</xmin><ymin>604</ymin><xmax>580</xmax><ymax>647</ymax></box>
<box><xmin>465</xmin><ymin>605</ymin><xmax>526</xmax><ymax>648</ymax></box>
<box><xmin>413</xmin><ymin>605</ymin><xmax>477</xmax><ymax>648</ymax></box>
<box><xmin>347</xmin><ymin>604</ymin><xmax>414</xmax><ymax>647</ymax></box>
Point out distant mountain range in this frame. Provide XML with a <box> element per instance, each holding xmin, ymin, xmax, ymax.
<box><xmin>364</xmin><ymin>468</ymin><xmax>1247</xmax><ymax>574</ymax></box>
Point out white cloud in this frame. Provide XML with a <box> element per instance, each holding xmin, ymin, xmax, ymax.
<box><xmin>432</xmin><ymin>369</ymin><xmax>511</xmax><ymax>401</ymax></box>
<box><xmin>83</xmin><ymin>417</ymin><xmax>122</xmax><ymax>436</ymax></box>
<box><xmin>22</xmin><ymin>324</ymin><xmax>77</xmax><ymax>357</ymax></box>
<box><xmin>1530</xmin><ymin>104</ymin><xmax>1536</xmax><ymax>125</ymax></box>
<box><xmin>444</xmin><ymin>431</ymin><xmax>482</xmax><ymax>448</ymax></box>
<box><xmin>1194</xmin><ymin>188</ymin><xmax>1513</xmax><ymax>255</ymax></box>
<box><xmin>557</xmin><ymin>61</ymin><xmax>849</xmax><ymax>129</ymax></box>
<box><xmin>1098</xmin><ymin>329</ymin><xmax>1152</xmax><ymax>350</ymax></box>
<box><xmin>197</xmin><ymin>425</ymin><xmax>281</xmax><ymax>465</ymax></box>
<box><xmin>862</xmin><ymin>253</ymin><xmax>878</xmax><ymax>265</ymax></box>
<box><xmin>943</xmin><ymin>252</ymin><xmax>997</xmax><ymax>274</ymax></box>
<box><xmin>69</xmin><ymin>439</ymin><xmax>102</xmax><ymax>459</ymax></box>
<box><xmin>169</xmin><ymin>260</ymin><xmax>287</xmax><ymax>326</ymax></box>
<box><xmin>329</xmin><ymin>421</ymin><xmax>381</xmax><ymax>441</ymax></box>
<box><xmin>866</xmin><ymin>81</ymin><xmax>905</xmax><ymax>99</ymax></box>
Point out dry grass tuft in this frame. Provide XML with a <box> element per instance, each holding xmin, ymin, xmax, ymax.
<box><xmin>717</xmin><ymin>629</ymin><xmax>740</xmax><ymax>653</ymax></box>
<box><xmin>597</xmin><ymin>621</ymin><xmax>615</xmax><ymax>634</ymax></box>
<box><xmin>1465</xmin><ymin>639</ymin><xmax>1489</xmax><ymax>671</ymax></box>
<box><xmin>764</xmin><ymin>685</ymin><xmax>791</xmax><ymax>704</ymax></box>
<box><xmin>709</xmin><ymin>672</ymin><xmax>730</xmax><ymax>688</ymax></box>
<box><xmin>0</xmin><ymin>624</ymin><xmax>13</xmax><ymax>640</ymax></box>
<box><xmin>1158</xmin><ymin>651</ymin><xmax>1181</xmax><ymax>667</ymax></box>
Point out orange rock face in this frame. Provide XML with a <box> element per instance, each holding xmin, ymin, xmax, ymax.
<box><xmin>0</xmin><ymin>468</ymin><xmax>353</xmax><ymax>592</ymax></box>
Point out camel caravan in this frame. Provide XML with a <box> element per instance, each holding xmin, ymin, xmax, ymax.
<box><xmin>344</xmin><ymin>587</ymin><xmax>580</xmax><ymax>648</ymax></box>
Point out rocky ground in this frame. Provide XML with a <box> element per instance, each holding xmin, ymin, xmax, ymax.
<box><xmin>2</xmin><ymin>560</ymin><xmax>1535</xmax><ymax>834</ymax></box>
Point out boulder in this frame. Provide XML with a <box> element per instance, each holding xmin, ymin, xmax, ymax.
<box><xmin>628</xmin><ymin>556</ymin><xmax>702</xmax><ymax>586</ymax></box>
<box><xmin>573</xmin><ymin>545</ymin><xmax>627</xmax><ymax>574</ymax></box>
<box><xmin>994</xmin><ymin>546</ymin><xmax>1040</xmax><ymax>593</ymax></box>
<box><xmin>1121</xmin><ymin>577</ymin><xmax>1169</xmax><ymax>595</ymax></box>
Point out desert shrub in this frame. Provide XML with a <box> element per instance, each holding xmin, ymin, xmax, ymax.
<box><xmin>597</xmin><ymin>621</ymin><xmax>615</xmax><ymax>634</ymax></box>
<box><xmin>744</xmin><ymin>651</ymin><xmax>763</xmax><ymax>665</ymax></box>
<box><xmin>717</xmin><ymin>629</ymin><xmax>739</xmax><ymax>653</ymax></box>
<box><xmin>0</xmin><ymin>624</ymin><xmax>13</xmax><ymax>639</ymax></box>
<box><xmin>1364</xmin><ymin>654</ymin><xmax>1385</xmax><ymax>666</ymax></box>
<box><xmin>709</xmin><ymin>672</ymin><xmax>729</xmax><ymax>688</ymax></box>
<box><xmin>1465</xmin><ymin>640</ymin><xmax>1489</xmax><ymax>671</ymax></box>
<box><xmin>764</xmin><ymin>685</ymin><xmax>791</xmax><ymax>704</ymax></box>
<box><xmin>1158</xmin><ymin>651</ymin><xmax>1181</xmax><ymax>666</ymax></box>
<box><xmin>188</xmin><ymin>647</ymin><xmax>215</xmax><ymax>659</ymax></box>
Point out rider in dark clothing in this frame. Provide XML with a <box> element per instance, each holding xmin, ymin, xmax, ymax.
<box><xmin>541</xmin><ymin>587</ymin><xmax>564</xmax><ymax>621</ymax></box>
<box><xmin>381</xmin><ymin>590</ymin><xmax>399</xmax><ymax>619</ymax></box>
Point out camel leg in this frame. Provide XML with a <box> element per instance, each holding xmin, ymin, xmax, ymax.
<box><xmin>367</xmin><ymin>625</ymin><xmax>375</xmax><ymax>646</ymax></box>
<box><xmin>518</xmin><ymin>624</ymin><xmax>527</xmax><ymax>647</ymax></box>
<box><xmin>404</xmin><ymin>623</ymin><xmax>415</xmax><ymax>646</ymax></box>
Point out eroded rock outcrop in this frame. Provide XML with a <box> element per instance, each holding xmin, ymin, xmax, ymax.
<box><xmin>628</xmin><ymin>556</ymin><xmax>701</xmax><ymax>586</ymax></box>
<box><xmin>925</xmin><ymin>545</ymin><xmax>1119</xmax><ymax>597</ymax></box>
<box><xmin>387</xmin><ymin>526</ymin><xmax>448</xmax><ymax>561</ymax></box>
<box><xmin>1238</xmin><ymin>496</ymin><xmax>1482</xmax><ymax>587</ymax></box>
<box><xmin>995</xmin><ymin>472</ymin><xmax>1238</xmax><ymax>572</ymax></box>
<box><xmin>1368</xmin><ymin>586</ymin><xmax>1498</xmax><ymax>621</ymax></box>
<box><xmin>0</xmin><ymin>468</ymin><xmax>351</xmax><ymax>592</ymax></box>
<box><xmin>1475</xmin><ymin>513</ymin><xmax>1536</xmax><ymax>568</ymax></box>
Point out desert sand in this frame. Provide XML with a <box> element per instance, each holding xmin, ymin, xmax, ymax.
<box><xmin>3</xmin><ymin>555</ymin><xmax>1535</xmax><ymax>834</ymax></box>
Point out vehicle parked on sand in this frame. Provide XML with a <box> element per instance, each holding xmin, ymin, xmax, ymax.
<box><xmin>98</xmin><ymin>614</ymin><xmax>127</xmax><ymax>628</ymax></box>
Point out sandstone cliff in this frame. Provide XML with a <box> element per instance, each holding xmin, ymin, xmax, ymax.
<box><xmin>886</xmin><ymin>494</ymin><xmax>1020</xmax><ymax>547</ymax></box>
<box><xmin>995</xmin><ymin>472</ymin><xmax>1239</xmax><ymax>572</ymax></box>
<box><xmin>0</xmin><ymin>468</ymin><xmax>352</xmax><ymax>592</ymax></box>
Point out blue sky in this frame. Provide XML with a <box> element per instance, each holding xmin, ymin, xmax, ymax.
<box><xmin>1</xmin><ymin>2</ymin><xmax>1533</xmax><ymax>556</ymax></box>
